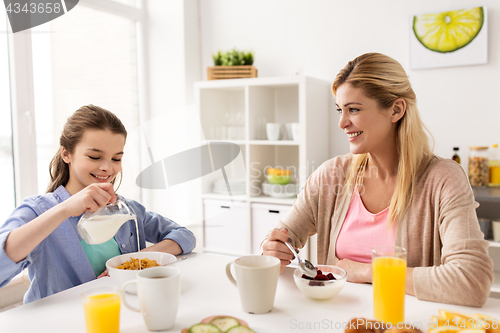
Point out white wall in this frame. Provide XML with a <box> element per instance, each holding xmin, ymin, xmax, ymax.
<box><xmin>143</xmin><ymin>0</ymin><xmax>204</xmax><ymax>249</ymax></box>
<box><xmin>142</xmin><ymin>0</ymin><xmax>499</xmax><ymax>244</ymax></box>
<box><xmin>197</xmin><ymin>0</ymin><xmax>500</xmax><ymax>165</ymax></box>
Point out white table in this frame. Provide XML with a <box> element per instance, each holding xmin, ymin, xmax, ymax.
<box><xmin>1</xmin><ymin>252</ymin><xmax>499</xmax><ymax>332</ymax></box>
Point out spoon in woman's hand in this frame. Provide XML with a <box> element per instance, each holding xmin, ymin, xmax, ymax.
<box><xmin>284</xmin><ymin>242</ymin><xmax>317</xmax><ymax>277</ymax></box>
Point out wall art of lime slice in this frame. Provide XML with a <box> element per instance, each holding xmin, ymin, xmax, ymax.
<box><xmin>413</xmin><ymin>7</ymin><xmax>484</xmax><ymax>53</ymax></box>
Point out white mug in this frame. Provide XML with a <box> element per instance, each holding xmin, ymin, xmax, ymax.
<box><xmin>266</xmin><ymin>123</ymin><xmax>283</xmax><ymax>141</ymax></box>
<box><xmin>226</xmin><ymin>255</ymin><xmax>280</xmax><ymax>314</ymax></box>
<box><xmin>122</xmin><ymin>266</ymin><xmax>180</xmax><ymax>331</ymax></box>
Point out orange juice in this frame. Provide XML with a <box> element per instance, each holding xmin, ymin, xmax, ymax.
<box><xmin>373</xmin><ymin>257</ymin><xmax>406</xmax><ymax>325</ymax></box>
<box><xmin>489</xmin><ymin>164</ymin><xmax>500</xmax><ymax>187</ymax></box>
<box><xmin>83</xmin><ymin>292</ymin><xmax>120</xmax><ymax>333</ymax></box>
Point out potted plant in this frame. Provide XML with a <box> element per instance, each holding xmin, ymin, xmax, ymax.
<box><xmin>207</xmin><ymin>49</ymin><xmax>257</xmax><ymax>80</ymax></box>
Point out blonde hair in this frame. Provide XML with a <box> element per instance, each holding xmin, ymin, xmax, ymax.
<box><xmin>332</xmin><ymin>53</ymin><xmax>433</xmax><ymax>224</ymax></box>
<box><xmin>47</xmin><ymin>105</ymin><xmax>127</xmax><ymax>193</ymax></box>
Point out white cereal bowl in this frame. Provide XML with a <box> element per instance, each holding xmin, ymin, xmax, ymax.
<box><xmin>106</xmin><ymin>251</ymin><xmax>177</xmax><ymax>294</ymax></box>
<box><xmin>293</xmin><ymin>265</ymin><xmax>347</xmax><ymax>300</ymax></box>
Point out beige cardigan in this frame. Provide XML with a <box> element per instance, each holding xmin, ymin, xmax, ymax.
<box><xmin>276</xmin><ymin>154</ymin><xmax>494</xmax><ymax>307</ymax></box>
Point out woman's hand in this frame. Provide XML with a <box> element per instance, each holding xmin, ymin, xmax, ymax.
<box><xmin>335</xmin><ymin>258</ymin><xmax>372</xmax><ymax>284</ymax></box>
<box><xmin>261</xmin><ymin>228</ymin><xmax>295</xmax><ymax>274</ymax></box>
<box><xmin>61</xmin><ymin>183</ymin><xmax>117</xmax><ymax>218</ymax></box>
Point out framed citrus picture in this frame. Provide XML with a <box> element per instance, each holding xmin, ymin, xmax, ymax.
<box><xmin>409</xmin><ymin>6</ymin><xmax>487</xmax><ymax>70</ymax></box>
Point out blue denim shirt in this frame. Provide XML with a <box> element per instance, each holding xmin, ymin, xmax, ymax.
<box><xmin>0</xmin><ymin>186</ymin><xmax>196</xmax><ymax>304</ymax></box>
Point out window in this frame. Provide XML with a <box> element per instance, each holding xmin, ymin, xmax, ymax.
<box><xmin>111</xmin><ymin>0</ymin><xmax>138</xmax><ymax>6</ymax></box>
<box><xmin>32</xmin><ymin>3</ymin><xmax>141</xmax><ymax>200</ymax></box>
<box><xmin>0</xmin><ymin>13</ymin><xmax>15</xmax><ymax>222</ymax></box>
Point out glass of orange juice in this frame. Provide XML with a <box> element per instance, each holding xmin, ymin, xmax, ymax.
<box><xmin>372</xmin><ymin>246</ymin><xmax>406</xmax><ymax>325</ymax></box>
<box><xmin>82</xmin><ymin>287</ymin><xmax>121</xmax><ymax>333</ymax></box>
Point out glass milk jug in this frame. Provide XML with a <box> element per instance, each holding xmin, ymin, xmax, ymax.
<box><xmin>77</xmin><ymin>197</ymin><xmax>136</xmax><ymax>244</ymax></box>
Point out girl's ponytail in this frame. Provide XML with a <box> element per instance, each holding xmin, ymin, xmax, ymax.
<box><xmin>47</xmin><ymin>148</ymin><xmax>70</xmax><ymax>193</ymax></box>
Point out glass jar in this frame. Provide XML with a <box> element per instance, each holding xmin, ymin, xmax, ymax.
<box><xmin>468</xmin><ymin>146</ymin><xmax>489</xmax><ymax>186</ymax></box>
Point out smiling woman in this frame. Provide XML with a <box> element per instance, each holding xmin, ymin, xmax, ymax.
<box><xmin>262</xmin><ymin>52</ymin><xmax>494</xmax><ymax>307</ymax></box>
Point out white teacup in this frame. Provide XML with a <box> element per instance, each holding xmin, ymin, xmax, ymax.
<box><xmin>226</xmin><ymin>255</ymin><xmax>280</xmax><ymax>314</ymax></box>
<box><xmin>266</xmin><ymin>123</ymin><xmax>283</xmax><ymax>141</ymax></box>
<box><xmin>122</xmin><ymin>266</ymin><xmax>180</xmax><ymax>331</ymax></box>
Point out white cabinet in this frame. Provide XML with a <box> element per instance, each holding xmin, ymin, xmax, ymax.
<box><xmin>251</xmin><ymin>203</ymin><xmax>292</xmax><ymax>254</ymax></box>
<box><xmin>250</xmin><ymin>202</ymin><xmax>311</xmax><ymax>259</ymax></box>
<box><xmin>488</xmin><ymin>243</ymin><xmax>500</xmax><ymax>297</ymax></box>
<box><xmin>472</xmin><ymin>188</ymin><xmax>500</xmax><ymax>297</ymax></box>
<box><xmin>195</xmin><ymin>76</ymin><xmax>331</xmax><ymax>262</ymax></box>
<box><xmin>203</xmin><ymin>199</ymin><xmax>248</xmax><ymax>255</ymax></box>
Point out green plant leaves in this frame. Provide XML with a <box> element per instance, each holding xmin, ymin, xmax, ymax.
<box><xmin>212</xmin><ymin>49</ymin><xmax>254</xmax><ymax>66</ymax></box>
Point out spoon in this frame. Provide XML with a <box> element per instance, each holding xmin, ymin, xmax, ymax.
<box><xmin>284</xmin><ymin>242</ymin><xmax>317</xmax><ymax>277</ymax></box>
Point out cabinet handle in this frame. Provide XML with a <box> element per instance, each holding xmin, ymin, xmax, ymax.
<box><xmin>269</xmin><ymin>210</ymin><xmax>280</xmax><ymax>214</ymax></box>
<box><xmin>221</xmin><ymin>206</ymin><xmax>230</xmax><ymax>209</ymax></box>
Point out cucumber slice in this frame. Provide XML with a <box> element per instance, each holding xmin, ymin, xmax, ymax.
<box><xmin>226</xmin><ymin>326</ymin><xmax>255</xmax><ymax>333</ymax></box>
<box><xmin>189</xmin><ymin>323</ymin><xmax>223</xmax><ymax>333</ymax></box>
<box><xmin>210</xmin><ymin>317</ymin><xmax>240</xmax><ymax>332</ymax></box>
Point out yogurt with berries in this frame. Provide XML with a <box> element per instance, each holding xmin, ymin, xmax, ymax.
<box><xmin>293</xmin><ymin>265</ymin><xmax>347</xmax><ymax>300</ymax></box>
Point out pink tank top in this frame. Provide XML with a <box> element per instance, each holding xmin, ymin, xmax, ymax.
<box><xmin>335</xmin><ymin>185</ymin><xmax>396</xmax><ymax>263</ymax></box>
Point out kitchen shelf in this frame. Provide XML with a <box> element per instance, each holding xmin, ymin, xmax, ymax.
<box><xmin>202</xmin><ymin>140</ymin><xmax>246</xmax><ymax>145</ymax></box>
<box><xmin>472</xmin><ymin>187</ymin><xmax>500</xmax><ymax>202</ymax></box>
<box><xmin>201</xmin><ymin>193</ymin><xmax>297</xmax><ymax>205</ymax></box>
<box><xmin>248</xmin><ymin>140</ymin><xmax>299</xmax><ymax>146</ymax></box>
<box><xmin>488</xmin><ymin>245</ymin><xmax>500</xmax><ymax>296</ymax></box>
<box><xmin>201</xmin><ymin>193</ymin><xmax>247</xmax><ymax>201</ymax></box>
<box><xmin>474</xmin><ymin>187</ymin><xmax>500</xmax><ymax>297</ymax></box>
<box><xmin>196</xmin><ymin>75</ymin><xmax>330</xmax><ymax>259</ymax></box>
<box><xmin>249</xmin><ymin>194</ymin><xmax>297</xmax><ymax>205</ymax></box>
<box><xmin>489</xmin><ymin>240</ymin><xmax>500</xmax><ymax>248</ymax></box>
<box><xmin>491</xmin><ymin>272</ymin><xmax>500</xmax><ymax>293</ymax></box>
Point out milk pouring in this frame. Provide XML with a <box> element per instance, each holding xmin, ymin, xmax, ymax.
<box><xmin>78</xmin><ymin>214</ymin><xmax>133</xmax><ymax>244</ymax></box>
<box><xmin>77</xmin><ymin>197</ymin><xmax>136</xmax><ymax>245</ymax></box>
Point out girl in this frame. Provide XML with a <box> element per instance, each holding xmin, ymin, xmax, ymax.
<box><xmin>262</xmin><ymin>53</ymin><xmax>493</xmax><ymax>307</ymax></box>
<box><xmin>0</xmin><ymin>105</ymin><xmax>196</xmax><ymax>303</ymax></box>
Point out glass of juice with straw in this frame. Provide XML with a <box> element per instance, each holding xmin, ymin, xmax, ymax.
<box><xmin>372</xmin><ymin>246</ymin><xmax>406</xmax><ymax>325</ymax></box>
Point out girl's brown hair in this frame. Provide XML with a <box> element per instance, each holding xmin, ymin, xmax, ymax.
<box><xmin>332</xmin><ymin>53</ymin><xmax>433</xmax><ymax>225</ymax></box>
<box><xmin>46</xmin><ymin>105</ymin><xmax>127</xmax><ymax>193</ymax></box>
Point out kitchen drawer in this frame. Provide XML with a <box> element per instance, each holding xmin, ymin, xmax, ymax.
<box><xmin>251</xmin><ymin>203</ymin><xmax>292</xmax><ymax>254</ymax></box>
<box><xmin>203</xmin><ymin>199</ymin><xmax>248</xmax><ymax>255</ymax></box>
